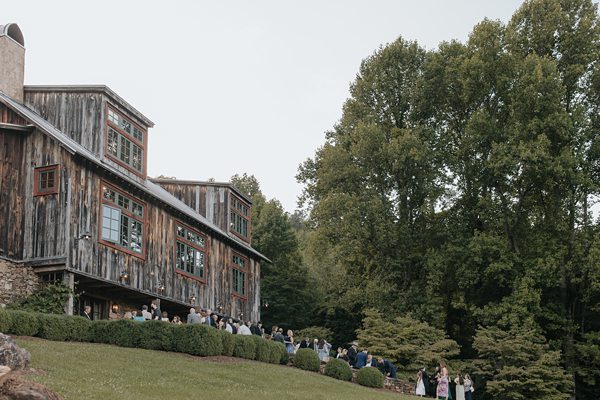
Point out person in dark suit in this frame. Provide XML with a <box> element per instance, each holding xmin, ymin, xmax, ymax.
<box><xmin>347</xmin><ymin>342</ymin><xmax>359</xmax><ymax>367</ymax></box>
<box><xmin>82</xmin><ymin>305</ymin><xmax>92</xmax><ymax>320</ymax></box>
<box><xmin>377</xmin><ymin>357</ymin><xmax>398</xmax><ymax>379</ymax></box>
<box><xmin>421</xmin><ymin>367</ymin><xmax>430</xmax><ymax>396</ymax></box>
<box><xmin>250</xmin><ymin>321</ymin><xmax>261</xmax><ymax>336</ymax></box>
<box><xmin>355</xmin><ymin>349</ymin><xmax>368</xmax><ymax>368</ymax></box>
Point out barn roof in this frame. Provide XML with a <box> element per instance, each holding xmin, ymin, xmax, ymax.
<box><xmin>0</xmin><ymin>90</ymin><xmax>270</xmax><ymax>263</ymax></box>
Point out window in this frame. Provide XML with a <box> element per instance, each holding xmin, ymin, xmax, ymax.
<box><xmin>34</xmin><ymin>165</ymin><xmax>59</xmax><ymax>196</ymax></box>
<box><xmin>100</xmin><ymin>183</ymin><xmax>145</xmax><ymax>257</ymax></box>
<box><xmin>230</xmin><ymin>194</ymin><xmax>251</xmax><ymax>241</ymax></box>
<box><xmin>231</xmin><ymin>252</ymin><xmax>248</xmax><ymax>297</ymax></box>
<box><xmin>105</xmin><ymin>106</ymin><xmax>146</xmax><ymax>175</ymax></box>
<box><xmin>175</xmin><ymin>222</ymin><xmax>208</xmax><ymax>282</ymax></box>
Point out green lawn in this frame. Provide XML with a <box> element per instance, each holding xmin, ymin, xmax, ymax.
<box><xmin>16</xmin><ymin>338</ymin><xmax>414</xmax><ymax>400</ymax></box>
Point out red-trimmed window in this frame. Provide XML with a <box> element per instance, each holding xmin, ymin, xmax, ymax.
<box><xmin>34</xmin><ymin>165</ymin><xmax>59</xmax><ymax>196</ymax></box>
<box><xmin>175</xmin><ymin>222</ymin><xmax>208</xmax><ymax>282</ymax></box>
<box><xmin>105</xmin><ymin>106</ymin><xmax>146</xmax><ymax>176</ymax></box>
<box><xmin>100</xmin><ymin>183</ymin><xmax>145</xmax><ymax>258</ymax></box>
<box><xmin>230</xmin><ymin>194</ymin><xmax>251</xmax><ymax>242</ymax></box>
<box><xmin>231</xmin><ymin>252</ymin><xmax>248</xmax><ymax>298</ymax></box>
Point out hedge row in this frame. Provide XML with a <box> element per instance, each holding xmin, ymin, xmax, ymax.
<box><xmin>0</xmin><ymin>309</ymin><xmax>284</xmax><ymax>364</ymax></box>
<box><xmin>0</xmin><ymin>309</ymin><xmax>384</xmax><ymax>389</ymax></box>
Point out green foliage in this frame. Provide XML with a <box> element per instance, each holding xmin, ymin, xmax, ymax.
<box><xmin>232</xmin><ymin>334</ymin><xmax>258</xmax><ymax>360</ymax></box>
<box><xmin>357</xmin><ymin>309</ymin><xmax>459</xmax><ymax>369</ymax></box>
<box><xmin>0</xmin><ymin>308</ymin><xmax>12</xmax><ymax>333</ymax></box>
<box><xmin>293</xmin><ymin>348</ymin><xmax>321</xmax><ymax>372</ymax></box>
<box><xmin>280</xmin><ymin>347</ymin><xmax>290</xmax><ymax>365</ymax></box>
<box><xmin>296</xmin><ymin>326</ymin><xmax>334</xmax><ymax>342</ymax></box>
<box><xmin>219</xmin><ymin>331</ymin><xmax>235</xmax><ymax>356</ymax></box>
<box><xmin>89</xmin><ymin>320</ymin><xmax>111</xmax><ymax>344</ymax></box>
<box><xmin>8</xmin><ymin>283</ymin><xmax>73</xmax><ymax>314</ymax></box>
<box><xmin>356</xmin><ymin>367</ymin><xmax>384</xmax><ymax>388</ymax></box>
<box><xmin>66</xmin><ymin>316</ymin><xmax>92</xmax><ymax>342</ymax></box>
<box><xmin>172</xmin><ymin>324</ymin><xmax>222</xmax><ymax>356</ymax></box>
<box><xmin>137</xmin><ymin>320</ymin><xmax>175</xmax><ymax>351</ymax></box>
<box><xmin>37</xmin><ymin>313</ymin><xmax>69</xmax><ymax>341</ymax></box>
<box><xmin>473</xmin><ymin>325</ymin><xmax>572</xmax><ymax>400</ymax></box>
<box><xmin>255</xmin><ymin>337</ymin><xmax>285</xmax><ymax>364</ymax></box>
<box><xmin>106</xmin><ymin>319</ymin><xmax>142</xmax><ymax>348</ymax></box>
<box><xmin>575</xmin><ymin>331</ymin><xmax>600</xmax><ymax>399</ymax></box>
<box><xmin>8</xmin><ymin>310</ymin><xmax>39</xmax><ymax>336</ymax></box>
<box><xmin>324</xmin><ymin>358</ymin><xmax>353</xmax><ymax>381</ymax></box>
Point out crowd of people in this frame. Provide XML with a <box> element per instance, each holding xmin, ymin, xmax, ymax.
<box><xmin>83</xmin><ymin>303</ymin><xmax>475</xmax><ymax>398</ymax></box>
<box><xmin>416</xmin><ymin>363</ymin><xmax>474</xmax><ymax>400</ymax></box>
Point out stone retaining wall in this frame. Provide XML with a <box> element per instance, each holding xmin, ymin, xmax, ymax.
<box><xmin>318</xmin><ymin>363</ymin><xmax>415</xmax><ymax>395</ymax></box>
<box><xmin>0</xmin><ymin>258</ymin><xmax>41</xmax><ymax>307</ymax></box>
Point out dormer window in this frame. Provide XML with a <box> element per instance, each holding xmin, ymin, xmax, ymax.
<box><xmin>105</xmin><ymin>106</ymin><xmax>146</xmax><ymax>176</ymax></box>
<box><xmin>230</xmin><ymin>194</ymin><xmax>251</xmax><ymax>242</ymax></box>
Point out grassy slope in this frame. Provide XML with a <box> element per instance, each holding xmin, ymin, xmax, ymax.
<box><xmin>17</xmin><ymin>338</ymin><xmax>414</xmax><ymax>400</ymax></box>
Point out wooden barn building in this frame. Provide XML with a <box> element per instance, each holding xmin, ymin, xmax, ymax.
<box><xmin>0</xmin><ymin>23</ymin><xmax>268</xmax><ymax>321</ymax></box>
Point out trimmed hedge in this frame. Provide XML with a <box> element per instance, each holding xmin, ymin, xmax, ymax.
<box><xmin>172</xmin><ymin>324</ymin><xmax>222</xmax><ymax>356</ymax></box>
<box><xmin>89</xmin><ymin>320</ymin><xmax>111</xmax><ymax>344</ymax></box>
<box><xmin>356</xmin><ymin>367</ymin><xmax>384</xmax><ymax>388</ymax></box>
<box><xmin>219</xmin><ymin>330</ymin><xmax>235</xmax><ymax>356</ymax></box>
<box><xmin>9</xmin><ymin>310</ymin><xmax>39</xmax><ymax>336</ymax></box>
<box><xmin>37</xmin><ymin>314</ymin><xmax>70</xmax><ymax>341</ymax></box>
<box><xmin>0</xmin><ymin>308</ymin><xmax>12</xmax><ymax>333</ymax></box>
<box><xmin>255</xmin><ymin>336</ymin><xmax>286</xmax><ymax>364</ymax></box>
<box><xmin>138</xmin><ymin>320</ymin><xmax>175</xmax><ymax>351</ymax></box>
<box><xmin>233</xmin><ymin>334</ymin><xmax>258</xmax><ymax>360</ymax></box>
<box><xmin>324</xmin><ymin>358</ymin><xmax>353</xmax><ymax>381</ymax></box>
<box><xmin>66</xmin><ymin>316</ymin><xmax>92</xmax><ymax>342</ymax></box>
<box><xmin>294</xmin><ymin>348</ymin><xmax>321</xmax><ymax>372</ymax></box>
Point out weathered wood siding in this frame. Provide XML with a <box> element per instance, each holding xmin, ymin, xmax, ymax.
<box><xmin>24</xmin><ymin>91</ymin><xmax>104</xmax><ymax>156</ymax></box>
<box><xmin>154</xmin><ymin>182</ymin><xmax>230</xmax><ymax>232</ymax></box>
<box><xmin>24</xmin><ymin>90</ymin><xmax>147</xmax><ymax>185</ymax></box>
<box><xmin>0</xmin><ymin>105</ymin><xmax>27</xmax><ymax>258</ymax></box>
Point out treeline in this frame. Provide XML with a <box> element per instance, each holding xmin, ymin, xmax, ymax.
<box><xmin>235</xmin><ymin>1</ymin><xmax>600</xmax><ymax>399</ymax></box>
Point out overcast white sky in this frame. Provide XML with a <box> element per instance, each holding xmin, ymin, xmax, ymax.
<box><xmin>4</xmin><ymin>1</ymin><xmax>527</xmax><ymax>212</ymax></box>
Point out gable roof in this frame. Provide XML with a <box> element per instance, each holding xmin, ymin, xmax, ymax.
<box><xmin>150</xmin><ymin>178</ymin><xmax>253</xmax><ymax>205</ymax></box>
<box><xmin>0</xmin><ymin>90</ymin><xmax>270</xmax><ymax>263</ymax></box>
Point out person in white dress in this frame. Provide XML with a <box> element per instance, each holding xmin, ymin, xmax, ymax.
<box><xmin>416</xmin><ymin>370</ymin><xmax>426</xmax><ymax>396</ymax></box>
<box><xmin>455</xmin><ymin>374</ymin><xmax>466</xmax><ymax>400</ymax></box>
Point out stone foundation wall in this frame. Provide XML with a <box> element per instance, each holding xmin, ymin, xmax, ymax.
<box><xmin>317</xmin><ymin>363</ymin><xmax>415</xmax><ymax>395</ymax></box>
<box><xmin>0</xmin><ymin>259</ymin><xmax>41</xmax><ymax>307</ymax></box>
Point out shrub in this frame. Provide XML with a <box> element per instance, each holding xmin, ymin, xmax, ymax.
<box><xmin>8</xmin><ymin>283</ymin><xmax>73</xmax><ymax>314</ymax></box>
<box><xmin>294</xmin><ymin>348</ymin><xmax>320</xmax><ymax>372</ymax></box>
<box><xmin>280</xmin><ymin>346</ymin><xmax>290</xmax><ymax>365</ymax></box>
<box><xmin>66</xmin><ymin>316</ymin><xmax>92</xmax><ymax>342</ymax></box>
<box><xmin>356</xmin><ymin>367</ymin><xmax>384</xmax><ymax>388</ymax></box>
<box><xmin>173</xmin><ymin>324</ymin><xmax>222</xmax><ymax>356</ymax></box>
<box><xmin>219</xmin><ymin>331</ymin><xmax>235</xmax><ymax>356</ymax></box>
<box><xmin>0</xmin><ymin>308</ymin><xmax>12</xmax><ymax>333</ymax></box>
<box><xmin>137</xmin><ymin>320</ymin><xmax>175</xmax><ymax>351</ymax></box>
<box><xmin>8</xmin><ymin>310</ymin><xmax>39</xmax><ymax>336</ymax></box>
<box><xmin>89</xmin><ymin>320</ymin><xmax>111</xmax><ymax>343</ymax></box>
<box><xmin>37</xmin><ymin>314</ymin><xmax>69</xmax><ymax>341</ymax></box>
<box><xmin>106</xmin><ymin>319</ymin><xmax>142</xmax><ymax>348</ymax></box>
<box><xmin>273</xmin><ymin>342</ymin><xmax>288</xmax><ymax>365</ymax></box>
<box><xmin>324</xmin><ymin>358</ymin><xmax>353</xmax><ymax>381</ymax></box>
<box><xmin>255</xmin><ymin>337</ymin><xmax>284</xmax><ymax>364</ymax></box>
<box><xmin>233</xmin><ymin>335</ymin><xmax>258</xmax><ymax>360</ymax></box>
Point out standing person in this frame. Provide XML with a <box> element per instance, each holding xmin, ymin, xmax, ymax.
<box><xmin>250</xmin><ymin>321</ymin><xmax>261</xmax><ymax>336</ymax></box>
<box><xmin>463</xmin><ymin>374</ymin><xmax>473</xmax><ymax>400</ymax></box>
<box><xmin>204</xmin><ymin>309</ymin><xmax>213</xmax><ymax>327</ymax></box>
<box><xmin>347</xmin><ymin>341</ymin><xmax>359</xmax><ymax>367</ymax></box>
<box><xmin>421</xmin><ymin>368</ymin><xmax>430</xmax><ymax>397</ymax></box>
<box><xmin>284</xmin><ymin>330</ymin><xmax>295</xmax><ymax>353</ymax></box>
<box><xmin>82</xmin><ymin>305</ymin><xmax>93</xmax><ymax>320</ymax></box>
<box><xmin>141</xmin><ymin>305</ymin><xmax>152</xmax><ymax>320</ymax></box>
<box><xmin>311</xmin><ymin>338</ymin><xmax>319</xmax><ymax>352</ymax></box>
<box><xmin>150</xmin><ymin>303</ymin><xmax>161</xmax><ymax>320</ymax></box>
<box><xmin>172</xmin><ymin>315</ymin><xmax>183</xmax><ymax>325</ymax></box>
<box><xmin>317</xmin><ymin>339</ymin><xmax>331</xmax><ymax>362</ymax></box>
<box><xmin>187</xmin><ymin>308</ymin><xmax>201</xmax><ymax>324</ymax></box>
<box><xmin>229</xmin><ymin>318</ymin><xmax>237</xmax><ymax>334</ymax></box>
<box><xmin>299</xmin><ymin>338</ymin><xmax>309</xmax><ymax>349</ymax></box>
<box><xmin>437</xmin><ymin>366</ymin><xmax>449</xmax><ymax>400</ymax></box>
<box><xmin>454</xmin><ymin>374</ymin><xmax>465</xmax><ymax>400</ymax></box>
<box><xmin>160</xmin><ymin>311</ymin><xmax>169</xmax><ymax>322</ymax></box>
<box><xmin>416</xmin><ymin>369</ymin><xmax>426</xmax><ymax>396</ymax></box>
<box><xmin>340</xmin><ymin>349</ymin><xmax>349</xmax><ymax>362</ymax></box>
<box><xmin>133</xmin><ymin>310</ymin><xmax>146</xmax><ymax>322</ymax></box>
<box><xmin>224</xmin><ymin>319</ymin><xmax>233</xmax><ymax>333</ymax></box>
<box><xmin>336</xmin><ymin>347</ymin><xmax>343</xmax><ymax>359</ymax></box>
<box><xmin>430</xmin><ymin>366</ymin><xmax>440</xmax><ymax>398</ymax></box>
<box><xmin>237</xmin><ymin>321</ymin><xmax>252</xmax><ymax>335</ymax></box>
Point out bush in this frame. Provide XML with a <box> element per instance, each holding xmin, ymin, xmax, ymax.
<box><xmin>66</xmin><ymin>316</ymin><xmax>92</xmax><ymax>342</ymax></box>
<box><xmin>8</xmin><ymin>310</ymin><xmax>39</xmax><ymax>336</ymax></box>
<box><xmin>0</xmin><ymin>308</ymin><xmax>12</xmax><ymax>333</ymax></box>
<box><xmin>173</xmin><ymin>324</ymin><xmax>222</xmax><ymax>356</ymax></box>
<box><xmin>89</xmin><ymin>320</ymin><xmax>111</xmax><ymax>343</ymax></box>
<box><xmin>137</xmin><ymin>320</ymin><xmax>175</xmax><ymax>351</ymax></box>
<box><xmin>280</xmin><ymin>346</ymin><xmax>290</xmax><ymax>365</ymax></box>
<box><xmin>106</xmin><ymin>319</ymin><xmax>142</xmax><ymax>348</ymax></box>
<box><xmin>255</xmin><ymin>337</ymin><xmax>284</xmax><ymax>364</ymax></box>
<box><xmin>37</xmin><ymin>314</ymin><xmax>69</xmax><ymax>341</ymax></box>
<box><xmin>324</xmin><ymin>358</ymin><xmax>353</xmax><ymax>381</ymax></box>
<box><xmin>233</xmin><ymin>335</ymin><xmax>258</xmax><ymax>360</ymax></box>
<box><xmin>8</xmin><ymin>283</ymin><xmax>72</xmax><ymax>314</ymax></box>
<box><xmin>356</xmin><ymin>367</ymin><xmax>384</xmax><ymax>388</ymax></box>
<box><xmin>294</xmin><ymin>348</ymin><xmax>320</xmax><ymax>372</ymax></box>
<box><xmin>219</xmin><ymin>331</ymin><xmax>235</xmax><ymax>356</ymax></box>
